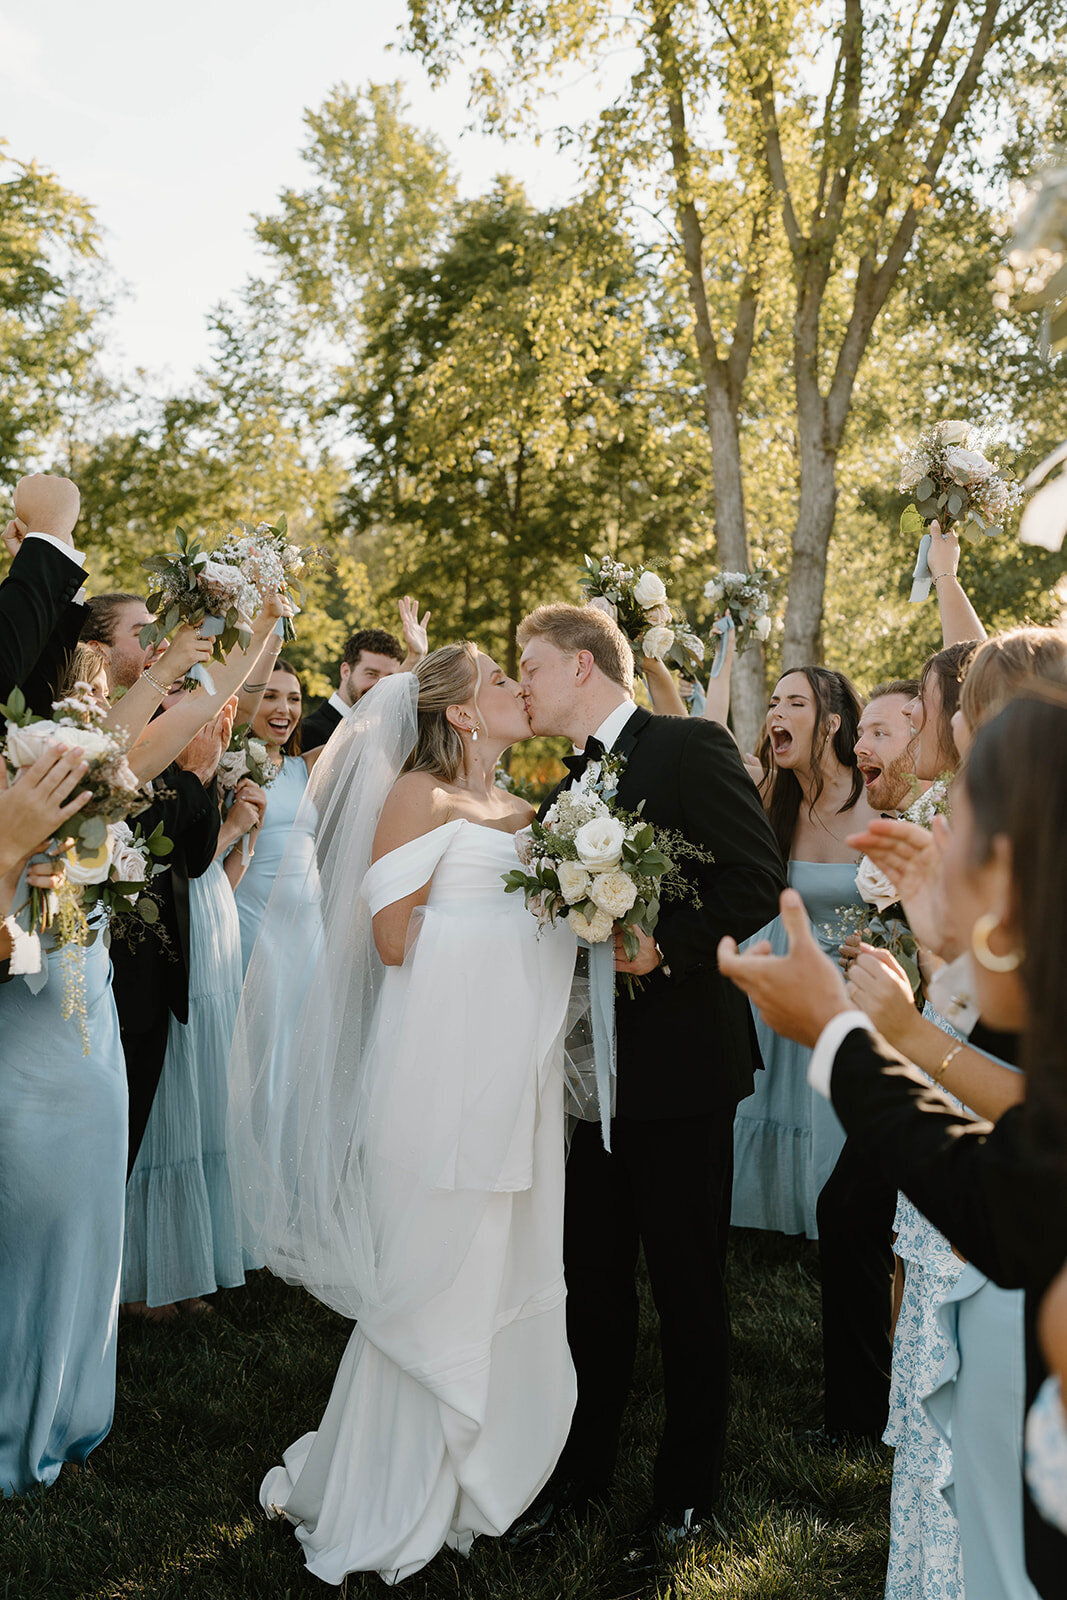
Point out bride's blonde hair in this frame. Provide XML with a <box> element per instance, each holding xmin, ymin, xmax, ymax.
<box><xmin>401</xmin><ymin>641</ymin><xmax>482</xmax><ymax>782</ymax></box>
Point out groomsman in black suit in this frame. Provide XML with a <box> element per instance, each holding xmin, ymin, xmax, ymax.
<box><xmin>1</xmin><ymin>475</ymin><xmax>87</xmax><ymax>712</ymax></box>
<box><xmin>300</xmin><ymin>597</ymin><xmax>431</xmax><ymax>751</ymax></box>
<box><xmin>514</xmin><ymin>602</ymin><xmax>785</xmax><ymax>1562</ymax></box>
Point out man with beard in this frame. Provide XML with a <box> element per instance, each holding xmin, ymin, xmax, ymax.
<box><xmin>806</xmin><ymin>677</ymin><xmax>920</xmax><ymax>1447</ymax></box>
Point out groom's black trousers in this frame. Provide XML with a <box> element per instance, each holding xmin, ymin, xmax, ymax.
<box><xmin>558</xmin><ymin>1111</ymin><xmax>734</xmax><ymax>1513</ymax></box>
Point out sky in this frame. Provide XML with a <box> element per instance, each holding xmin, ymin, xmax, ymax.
<box><xmin>1</xmin><ymin>0</ymin><xmax>597</xmax><ymax>390</ymax></box>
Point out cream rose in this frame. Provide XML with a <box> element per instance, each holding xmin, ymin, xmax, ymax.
<box><xmin>5</xmin><ymin>719</ymin><xmax>64</xmax><ymax>767</ymax></box>
<box><xmin>110</xmin><ymin>824</ymin><xmax>148</xmax><ymax>891</ymax></box>
<box><xmin>64</xmin><ymin>833</ymin><xmax>116</xmax><ymax>886</ymax></box>
<box><xmin>60</xmin><ymin>726</ymin><xmax>116</xmax><ymax>763</ymax></box>
<box><xmin>633</xmin><ymin>570</ymin><xmax>668</xmax><ymax>609</ymax></box>
<box><xmin>641</xmin><ymin>624</ymin><xmax>675</xmax><ymax>662</ymax></box>
<box><xmin>589</xmin><ymin>869</ymin><xmax>638</xmax><ymax>919</ymax></box>
<box><xmin>856</xmin><ymin>854</ymin><xmax>899</xmax><ymax>913</ymax></box>
<box><xmin>568</xmin><ymin>904</ymin><xmax>615</xmax><ymax>943</ymax></box>
<box><xmin>944</xmin><ymin>445</ymin><xmax>994</xmax><ymax>486</ymax></box>
<box><xmin>198</xmin><ymin>558</ymin><xmax>245</xmax><ymax>592</ymax></box>
<box><xmin>938</xmin><ymin>420</ymin><xmax>970</xmax><ymax>445</ymax></box>
<box><xmin>574</xmin><ymin>815</ymin><xmax>626</xmax><ymax>873</ymax></box>
<box><xmin>557</xmin><ymin>859</ymin><xmax>592</xmax><ymax>902</ymax></box>
<box><xmin>586</xmin><ymin>595</ymin><xmax>618</xmax><ymax>623</ymax></box>
<box><xmin>513</xmin><ymin>826</ymin><xmax>536</xmax><ymax>867</ymax></box>
<box><xmin>899</xmin><ymin>456</ymin><xmax>929</xmax><ymax>490</ymax></box>
<box><xmin>703</xmin><ymin>577</ymin><xmax>725</xmax><ymax>603</ymax></box>
<box><xmin>754</xmin><ymin>615</ymin><xmax>772</xmax><ymax>641</ymax></box>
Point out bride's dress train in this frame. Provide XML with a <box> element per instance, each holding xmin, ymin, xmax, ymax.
<box><xmin>257</xmin><ymin>819</ymin><xmax>577</xmax><ymax>1585</ymax></box>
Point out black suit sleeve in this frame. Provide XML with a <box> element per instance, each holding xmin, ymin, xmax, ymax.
<box><xmin>160</xmin><ymin>769</ymin><xmax>221</xmax><ymax>880</ymax></box>
<box><xmin>656</xmin><ymin>720</ymin><xmax>786</xmax><ymax>978</ymax></box>
<box><xmin>0</xmin><ymin>538</ymin><xmax>85</xmax><ymax>706</ymax></box>
<box><xmin>829</xmin><ymin>1026</ymin><xmax>1067</xmax><ymax>1295</ymax></box>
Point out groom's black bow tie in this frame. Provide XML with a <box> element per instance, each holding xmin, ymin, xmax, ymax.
<box><xmin>562</xmin><ymin>735</ymin><xmax>605</xmax><ymax>784</ymax></box>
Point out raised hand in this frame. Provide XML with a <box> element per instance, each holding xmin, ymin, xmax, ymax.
<box><xmin>2</xmin><ymin>516</ymin><xmax>28</xmax><ymax>558</ymax></box>
<box><xmin>846</xmin><ymin>816</ymin><xmax>959</xmax><ymax>960</ymax></box>
<box><xmin>925</xmin><ymin>520</ymin><xmax>960</xmax><ymax>581</ymax></box>
<box><xmin>398</xmin><ymin>595</ymin><xmax>430</xmax><ymax>660</ymax></box>
<box><xmin>151</xmin><ymin>624</ymin><xmax>215</xmax><ymax>686</ymax></box>
<box><xmin>0</xmin><ymin>744</ymin><xmax>91</xmax><ymax>877</ymax></box>
<box><xmin>12</xmin><ymin>475</ymin><xmax>81</xmax><ymax>545</ymax></box>
<box><xmin>175</xmin><ymin>699</ymin><xmax>236</xmax><ymax>786</ymax></box>
<box><xmin>717</xmin><ymin>888</ymin><xmax>851</xmax><ymax>1047</ymax></box>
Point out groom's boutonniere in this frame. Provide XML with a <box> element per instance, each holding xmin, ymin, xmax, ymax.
<box><xmin>503</xmin><ymin>753</ymin><xmax>711</xmax><ymax>993</ymax></box>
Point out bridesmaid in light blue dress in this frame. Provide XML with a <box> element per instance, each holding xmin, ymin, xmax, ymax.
<box><xmin>729</xmin><ymin>667</ymin><xmax>877</xmax><ymax>1238</ymax></box>
<box><xmin>0</xmin><ymin>905</ymin><xmax>127</xmax><ymax>1494</ymax></box>
<box><xmin>231</xmin><ymin>660</ymin><xmax>316</xmax><ymax>973</ymax></box>
<box><xmin>122</xmin><ymin>857</ymin><xmax>248</xmax><ymax>1309</ymax></box>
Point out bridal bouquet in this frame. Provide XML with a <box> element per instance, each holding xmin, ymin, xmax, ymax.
<box><xmin>503</xmin><ymin>752</ymin><xmax>711</xmax><ymax>990</ymax></box>
<box><xmin>899</xmin><ymin>420</ymin><xmax>1022</xmax><ymax>601</ymax></box>
<box><xmin>580</xmin><ymin>555</ymin><xmax>705</xmax><ymax>679</ymax></box>
<box><xmin>702</xmin><ymin>566</ymin><xmax>777</xmax><ymax>671</ymax></box>
<box><xmin>217</xmin><ymin>724</ymin><xmax>277</xmax><ymax>795</ymax></box>
<box><xmin>81</xmin><ymin>818</ymin><xmax>173</xmax><ymax>945</ymax></box>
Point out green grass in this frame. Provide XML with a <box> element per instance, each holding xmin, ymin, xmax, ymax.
<box><xmin>0</xmin><ymin>1231</ymin><xmax>890</xmax><ymax>1599</ymax></box>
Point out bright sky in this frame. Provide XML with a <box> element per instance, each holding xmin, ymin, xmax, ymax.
<box><xmin>1</xmin><ymin>0</ymin><xmax>592</xmax><ymax>390</ymax></box>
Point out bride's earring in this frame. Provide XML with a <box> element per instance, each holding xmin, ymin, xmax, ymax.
<box><xmin>470</xmin><ymin>726</ymin><xmax>479</xmax><ymax>742</ymax></box>
<box><xmin>971</xmin><ymin>910</ymin><xmax>1022</xmax><ymax>973</ymax></box>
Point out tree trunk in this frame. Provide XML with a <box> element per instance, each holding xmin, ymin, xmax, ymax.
<box><xmin>704</xmin><ymin>381</ymin><xmax>765</xmax><ymax>749</ymax></box>
<box><xmin>782</xmin><ymin>418</ymin><xmax>838</xmax><ymax>666</ymax></box>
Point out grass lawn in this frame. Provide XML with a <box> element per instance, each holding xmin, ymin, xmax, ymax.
<box><xmin>1</xmin><ymin>1230</ymin><xmax>890</xmax><ymax>1599</ymax></box>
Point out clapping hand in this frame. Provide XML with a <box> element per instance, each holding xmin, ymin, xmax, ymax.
<box><xmin>718</xmin><ymin>888</ymin><xmax>851</xmax><ymax>1048</ymax></box>
<box><xmin>176</xmin><ymin>698</ymin><xmax>238</xmax><ymax>786</ymax></box>
<box><xmin>846</xmin><ymin>816</ymin><xmax>959</xmax><ymax>961</ymax></box>
<box><xmin>398</xmin><ymin>595</ymin><xmax>431</xmax><ymax>660</ymax></box>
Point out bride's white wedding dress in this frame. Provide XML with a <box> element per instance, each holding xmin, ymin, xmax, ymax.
<box><xmin>258</xmin><ymin>818</ymin><xmax>577</xmax><ymax>1586</ymax></box>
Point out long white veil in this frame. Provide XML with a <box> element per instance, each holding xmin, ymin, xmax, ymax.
<box><xmin>227</xmin><ymin>672</ymin><xmax>421</xmax><ymax>1319</ymax></box>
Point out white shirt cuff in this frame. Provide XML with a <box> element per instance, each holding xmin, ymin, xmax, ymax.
<box><xmin>24</xmin><ymin>530</ymin><xmax>86</xmax><ymax>569</ymax></box>
<box><xmin>807</xmin><ymin>1009</ymin><xmax>873</xmax><ymax>1101</ymax></box>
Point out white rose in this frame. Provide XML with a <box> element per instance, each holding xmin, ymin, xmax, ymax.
<box><xmin>586</xmin><ymin>595</ymin><xmax>618</xmax><ymax>623</ymax></box>
<box><xmin>632</xmin><ymin>571</ymin><xmax>668</xmax><ymax>609</ymax></box>
<box><xmin>198</xmin><ymin>558</ymin><xmax>245</xmax><ymax>592</ymax></box>
<box><xmin>589</xmin><ymin>869</ymin><xmax>638</xmax><ymax>918</ymax></box>
<box><xmin>57</xmin><ymin>726</ymin><xmax>115</xmax><ymax>763</ymax></box>
<box><xmin>644</xmin><ymin>602</ymin><xmax>672</xmax><ymax>626</ymax></box>
<box><xmin>513</xmin><ymin>826</ymin><xmax>537</xmax><ymax>867</ymax></box>
<box><xmin>943</xmin><ymin>445</ymin><xmax>994</xmax><ymax>486</ymax></box>
<box><xmin>557</xmin><ymin>859</ymin><xmax>592</xmax><ymax>903</ymax></box>
<box><xmin>899</xmin><ymin>456</ymin><xmax>928</xmax><ymax>490</ymax></box>
<box><xmin>754</xmin><ymin>615</ymin><xmax>772</xmax><ymax>641</ymax></box>
<box><xmin>64</xmin><ymin>832</ymin><xmax>116</xmax><ymax>886</ymax></box>
<box><xmin>5</xmin><ymin>719</ymin><xmax>64</xmax><ymax>767</ymax></box>
<box><xmin>641</xmin><ymin>624</ymin><xmax>675</xmax><ymax>662</ymax></box>
<box><xmin>110</xmin><ymin>836</ymin><xmax>148</xmax><ymax>895</ymax></box>
<box><xmin>703</xmin><ymin>577</ymin><xmax>725</xmax><ymax>603</ymax></box>
<box><xmin>855</xmin><ymin>854</ymin><xmax>899</xmax><ymax>913</ymax></box>
<box><xmin>568</xmin><ymin>903</ymin><xmax>615</xmax><ymax>943</ymax></box>
<box><xmin>938</xmin><ymin>420</ymin><xmax>970</xmax><ymax>445</ymax></box>
<box><xmin>574</xmin><ymin>815</ymin><xmax>627</xmax><ymax>872</ymax></box>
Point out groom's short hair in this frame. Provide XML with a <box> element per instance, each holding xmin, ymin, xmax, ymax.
<box><xmin>517</xmin><ymin>603</ymin><xmax>634</xmax><ymax>693</ymax></box>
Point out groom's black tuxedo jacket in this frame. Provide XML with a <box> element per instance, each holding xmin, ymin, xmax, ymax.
<box><xmin>541</xmin><ymin>707</ymin><xmax>786</xmax><ymax>1119</ymax></box>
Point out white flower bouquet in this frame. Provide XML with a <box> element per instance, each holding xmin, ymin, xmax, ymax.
<box><xmin>502</xmin><ymin>752</ymin><xmax>711</xmax><ymax>991</ymax></box>
<box><xmin>701</xmin><ymin>565</ymin><xmax>778</xmax><ymax>667</ymax></box>
<box><xmin>217</xmin><ymin>725</ymin><xmax>277</xmax><ymax>795</ymax></box>
<box><xmin>140</xmin><ymin>525</ymin><xmax>260</xmax><ymax>688</ymax></box>
<box><xmin>899</xmin><ymin>420</ymin><xmax>1022</xmax><ymax>600</ymax></box>
<box><xmin>580</xmin><ymin>554</ymin><xmax>705</xmax><ymax>679</ymax></box>
<box><xmin>80</xmin><ymin>818</ymin><xmax>173</xmax><ymax>946</ymax></box>
<box><xmin>212</xmin><ymin>515</ymin><xmax>310</xmax><ymax>645</ymax></box>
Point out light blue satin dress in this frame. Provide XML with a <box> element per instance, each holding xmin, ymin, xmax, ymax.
<box><xmin>0</xmin><ymin>922</ymin><xmax>126</xmax><ymax>1495</ymax></box>
<box><xmin>731</xmin><ymin>860</ymin><xmax>863</xmax><ymax>1239</ymax></box>
<box><xmin>122</xmin><ymin>860</ymin><xmax>248</xmax><ymax>1305</ymax></box>
<box><xmin>233</xmin><ymin>755</ymin><xmax>309</xmax><ymax>973</ymax></box>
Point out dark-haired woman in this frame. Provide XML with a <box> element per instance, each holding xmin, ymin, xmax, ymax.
<box><xmin>731</xmin><ymin>667</ymin><xmax>878</xmax><ymax>1237</ymax></box>
<box><xmin>231</xmin><ymin>660</ymin><xmax>322</xmax><ymax>971</ymax></box>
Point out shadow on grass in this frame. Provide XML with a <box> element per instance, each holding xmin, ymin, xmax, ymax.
<box><xmin>0</xmin><ymin>1230</ymin><xmax>889</xmax><ymax>1599</ymax></box>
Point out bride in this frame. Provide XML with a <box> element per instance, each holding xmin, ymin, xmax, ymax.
<box><xmin>228</xmin><ymin>643</ymin><xmax>578</xmax><ymax>1586</ymax></box>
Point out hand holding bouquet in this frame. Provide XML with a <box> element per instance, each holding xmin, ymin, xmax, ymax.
<box><xmin>580</xmin><ymin>555</ymin><xmax>705</xmax><ymax>679</ymax></box>
<box><xmin>899</xmin><ymin>421</ymin><xmax>1022</xmax><ymax>601</ymax></box>
<box><xmin>701</xmin><ymin>566</ymin><xmax>777</xmax><ymax>675</ymax></box>
<box><xmin>212</xmin><ymin>516</ymin><xmax>311</xmax><ymax>644</ymax></box>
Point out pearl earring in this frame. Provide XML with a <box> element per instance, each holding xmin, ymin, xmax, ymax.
<box><xmin>471</xmin><ymin>727</ymin><xmax>479</xmax><ymax>742</ymax></box>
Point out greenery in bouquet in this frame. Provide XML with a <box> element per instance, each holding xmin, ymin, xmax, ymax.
<box><xmin>81</xmin><ymin>819</ymin><xmax>174</xmax><ymax>949</ymax></box>
<box><xmin>493</xmin><ymin>766</ymin><xmax>538</xmax><ymax>804</ymax></box>
<box><xmin>830</xmin><ymin>902</ymin><xmax>923</xmax><ymax>995</ymax></box>
<box><xmin>580</xmin><ymin>554</ymin><xmax>705</xmax><ymax>679</ymax></box>
<box><xmin>702</xmin><ymin>565</ymin><xmax>778</xmax><ymax>656</ymax></box>
<box><xmin>217</xmin><ymin>724</ymin><xmax>278</xmax><ymax>794</ymax></box>
<box><xmin>212</xmin><ymin>515</ymin><xmax>313</xmax><ymax>645</ymax></box>
<box><xmin>140</xmin><ymin>526</ymin><xmax>259</xmax><ymax>685</ymax></box>
<box><xmin>899</xmin><ymin>420</ymin><xmax>1022</xmax><ymax>546</ymax></box>
<box><xmin>502</xmin><ymin>751</ymin><xmax>711</xmax><ymax>991</ymax></box>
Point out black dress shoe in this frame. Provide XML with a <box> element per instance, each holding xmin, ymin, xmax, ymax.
<box><xmin>621</xmin><ymin>1506</ymin><xmax>726</xmax><ymax>1571</ymax></box>
<box><xmin>506</xmin><ymin>1482</ymin><xmax>603</xmax><ymax>1546</ymax></box>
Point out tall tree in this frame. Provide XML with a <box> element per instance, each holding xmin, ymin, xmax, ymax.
<box><xmin>405</xmin><ymin>0</ymin><xmax>1065</xmax><ymax>742</ymax></box>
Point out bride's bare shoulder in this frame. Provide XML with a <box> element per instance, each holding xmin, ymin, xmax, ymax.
<box><xmin>373</xmin><ymin>771</ymin><xmax>453</xmax><ymax>857</ymax></box>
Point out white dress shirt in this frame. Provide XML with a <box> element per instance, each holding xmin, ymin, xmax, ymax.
<box><xmin>327</xmin><ymin>691</ymin><xmax>351</xmax><ymax>720</ymax></box>
<box><xmin>570</xmin><ymin>699</ymin><xmax>640</xmax><ymax>794</ymax></box>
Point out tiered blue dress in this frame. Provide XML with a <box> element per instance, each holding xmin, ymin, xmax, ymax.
<box><xmin>0</xmin><ymin>922</ymin><xmax>126</xmax><ymax>1494</ymax></box>
<box><xmin>731</xmin><ymin>860</ymin><xmax>863</xmax><ymax>1238</ymax></box>
<box><xmin>122</xmin><ymin>860</ymin><xmax>247</xmax><ymax>1305</ymax></box>
<box><xmin>232</xmin><ymin>755</ymin><xmax>308</xmax><ymax>972</ymax></box>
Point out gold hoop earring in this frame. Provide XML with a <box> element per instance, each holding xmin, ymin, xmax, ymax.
<box><xmin>971</xmin><ymin>911</ymin><xmax>1022</xmax><ymax>973</ymax></box>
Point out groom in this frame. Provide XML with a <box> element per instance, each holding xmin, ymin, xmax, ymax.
<box><xmin>516</xmin><ymin>602</ymin><xmax>785</xmax><ymax>1560</ymax></box>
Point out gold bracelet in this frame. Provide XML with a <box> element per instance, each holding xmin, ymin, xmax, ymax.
<box><xmin>141</xmin><ymin>666</ymin><xmax>169</xmax><ymax>694</ymax></box>
<box><xmin>933</xmin><ymin>1043</ymin><xmax>964</xmax><ymax>1085</ymax></box>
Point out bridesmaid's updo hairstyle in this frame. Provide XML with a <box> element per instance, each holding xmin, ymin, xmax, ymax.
<box><xmin>959</xmin><ymin>626</ymin><xmax>1067</xmax><ymax>741</ymax></box>
<box><xmin>761</xmin><ymin>666</ymin><xmax>865</xmax><ymax>862</ymax></box>
<box><xmin>403</xmin><ymin>642</ymin><xmax>481</xmax><ymax>784</ymax></box>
